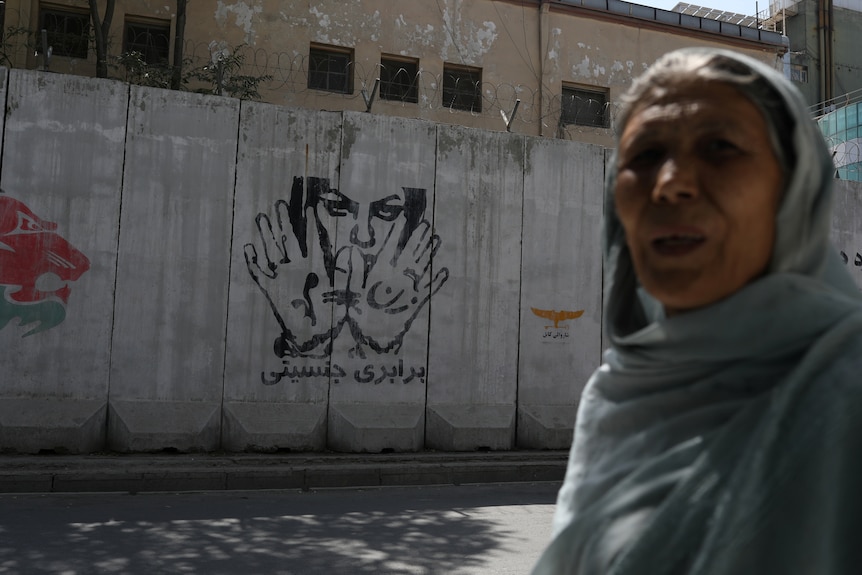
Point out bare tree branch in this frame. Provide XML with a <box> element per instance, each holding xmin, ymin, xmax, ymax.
<box><xmin>171</xmin><ymin>0</ymin><xmax>187</xmax><ymax>90</ymax></box>
<box><xmin>88</xmin><ymin>0</ymin><xmax>115</xmax><ymax>78</ymax></box>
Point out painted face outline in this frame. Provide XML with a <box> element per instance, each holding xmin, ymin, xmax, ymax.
<box><xmin>299</xmin><ymin>178</ymin><xmax>427</xmax><ymax>286</ymax></box>
<box><xmin>250</xmin><ymin>176</ymin><xmax>446</xmax><ymax>361</ymax></box>
<box><xmin>316</xmin><ymin>187</ymin><xmax>407</xmax><ymax>249</ymax></box>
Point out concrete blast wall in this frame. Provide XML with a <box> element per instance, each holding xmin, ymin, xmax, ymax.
<box><xmin>0</xmin><ymin>69</ymin><xmax>605</xmax><ymax>453</ymax></box>
<box><xmin>830</xmin><ymin>179</ymin><xmax>862</xmax><ymax>289</ymax></box>
<box><xmin>5</xmin><ymin>69</ymin><xmax>862</xmax><ymax>454</ymax></box>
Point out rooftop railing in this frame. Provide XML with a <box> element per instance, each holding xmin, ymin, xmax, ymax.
<box><xmin>555</xmin><ymin>0</ymin><xmax>785</xmax><ymax>46</ymax></box>
<box><xmin>811</xmin><ymin>87</ymin><xmax>862</xmax><ymax>119</ymax></box>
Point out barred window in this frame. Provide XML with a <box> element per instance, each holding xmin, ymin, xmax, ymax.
<box><xmin>308</xmin><ymin>44</ymin><xmax>353</xmax><ymax>94</ymax></box>
<box><xmin>790</xmin><ymin>64</ymin><xmax>808</xmax><ymax>84</ymax></box>
<box><xmin>124</xmin><ymin>20</ymin><xmax>171</xmax><ymax>65</ymax></box>
<box><xmin>561</xmin><ymin>85</ymin><xmax>609</xmax><ymax>128</ymax></box>
<box><xmin>39</xmin><ymin>7</ymin><xmax>89</xmax><ymax>59</ymax></box>
<box><xmin>380</xmin><ymin>56</ymin><xmax>419</xmax><ymax>103</ymax></box>
<box><xmin>443</xmin><ymin>64</ymin><xmax>482</xmax><ymax>112</ymax></box>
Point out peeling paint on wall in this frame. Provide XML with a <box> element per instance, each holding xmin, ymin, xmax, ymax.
<box><xmin>310</xmin><ymin>7</ymin><xmax>332</xmax><ymax>29</ymax></box>
<box><xmin>215</xmin><ymin>0</ymin><xmax>263</xmax><ymax>45</ymax></box>
<box><xmin>400</xmin><ymin>23</ymin><xmax>438</xmax><ymax>50</ymax></box>
<box><xmin>440</xmin><ymin>1</ymin><xmax>498</xmax><ymax>63</ymax></box>
<box><xmin>547</xmin><ymin>29</ymin><xmax>562</xmax><ymax>66</ymax></box>
<box><xmin>305</xmin><ymin>5</ymin><xmax>382</xmax><ymax>46</ymax></box>
<box><xmin>573</xmin><ymin>56</ymin><xmax>590</xmax><ymax>79</ymax></box>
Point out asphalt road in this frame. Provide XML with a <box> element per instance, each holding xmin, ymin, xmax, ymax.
<box><xmin>0</xmin><ymin>482</ymin><xmax>560</xmax><ymax>575</ymax></box>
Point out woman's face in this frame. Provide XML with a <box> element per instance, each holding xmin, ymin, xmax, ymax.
<box><xmin>615</xmin><ymin>80</ymin><xmax>783</xmax><ymax>316</ymax></box>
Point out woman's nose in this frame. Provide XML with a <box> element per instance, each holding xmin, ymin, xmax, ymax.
<box><xmin>652</xmin><ymin>157</ymin><xmax>699</xmax><ymax>204</ymax></box>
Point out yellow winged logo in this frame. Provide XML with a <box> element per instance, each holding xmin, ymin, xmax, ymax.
<box><xmin>531</xmin><ymin>307</ymin><xmax>584</xmax><ymax>329</ymax></box>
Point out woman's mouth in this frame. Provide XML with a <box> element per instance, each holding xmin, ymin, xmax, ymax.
<box><xmin>651</xmin><ymin>233</ymin><xmax>706</xmax><ymax>255</ymax></box>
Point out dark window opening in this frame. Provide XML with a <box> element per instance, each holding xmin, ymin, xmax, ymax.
<box><xmin>39</xmin><ymin>8</ymin><xmax>89</xmax><ymax>59</ymax></box>
<box><xmin>124</xmin><ymin>21</ymin><xmax>171</xmax><ymax>65</ymax></box>
<box><xmin>443</xmin><ymin>64</ymin><xmax>482</xmax><ymax>112</ymax></box>
<box><xmin>380</xmin><ymin>56</ymin><xmax>419</xmax><ymax>103</ymax></box>
<box><xmin>308</xmin><ymin>44</ymin><xmax>353</xmax><ymax>94</ymax></box>
<box><xmin>790</xmin><ymin>64</ymin><xmax>808</xmax><ymax>84</ymax></box>
<box><xmin>561</xmin><ymin>86</ymin><xmax>609</xmax><ymax>128</ymax></box>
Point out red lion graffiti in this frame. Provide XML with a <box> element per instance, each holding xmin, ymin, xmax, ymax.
<box><xmin>0</xmin><ymin>194</ymin><xmax>90</xmax><ymax>335</ymax></box>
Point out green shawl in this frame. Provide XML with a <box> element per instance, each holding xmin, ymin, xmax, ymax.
<box><xmin>533</xmin><ymin>48</ymin><xmax>862</xmax><ymax>575</ymax></box>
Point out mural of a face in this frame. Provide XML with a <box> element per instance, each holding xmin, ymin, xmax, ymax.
<box><xmin>302</xmin><ymin>178</ymin><xmax>427</xmax><ymax>286</ymax></box>
<box><xmin>245</xmin><ymin>176</ymin><xmax>449</xmax><ymax>365</ymax></box>
<box><xmin>0</xmin><ymin>194</ymin><xmax>90</xmax><ymax>336</ymax></box>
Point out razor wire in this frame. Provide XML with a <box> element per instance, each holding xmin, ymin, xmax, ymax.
<box><xmin>825</xmin><ymin>136</ymin><xmax>862</xmax><ymax>181</ymax></box>
<box><xmin>176</xmin><ymin>41</ymin><xmax>622</xmax><ymax>136</ymax></box>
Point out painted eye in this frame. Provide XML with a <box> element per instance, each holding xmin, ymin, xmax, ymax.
<box><xmin>371</xmin><ymin>195</ymin><xmax>404</xmax><ymax>222</ymax></box>
<box><xmin>16</xmin><ymin>212</ymin><xmax>44</xmax><ymax>233</ymax></box>
<box><xmin>319</xmin><ymin>192</ymin><xmax>353</xmax><ymax>217</ymax></box>
<box><xmin>373</xmin><ymin>203</ymin><xmax>403</xmax><ymax>222</ymax></box>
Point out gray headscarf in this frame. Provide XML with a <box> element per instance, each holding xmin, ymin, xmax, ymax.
<box><xmin>533</xmin><ymin>48</ymin><xmax>862</xmax><ymax>575</ymax></box>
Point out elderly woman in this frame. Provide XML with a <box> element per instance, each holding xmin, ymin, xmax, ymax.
<box><xmin>533</xmin><ymin>48</ymin><xmax>862</xmax><ymax>574</ymax></box>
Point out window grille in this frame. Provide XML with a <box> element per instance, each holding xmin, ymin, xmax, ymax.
<box><xmin>39</xmin><ymin>7</ymin><xmax>89</xmax><ymax>59</ymax></box>
<box><xmin>443</xmin><ymin>64</ymin><xmax>482</xmax><ymax>112</ymax></box>
<box><xmin>380</xmin><ymin>56</ymin><xmax>419</xmax><ymax>103</ymax></box>
<box><xmin>308</xmin><ymin>44</ymin><xmax>353</xmax><ymax>94</ymax></box>
<box><xmin>561</xmin><ymin>85</ymin><xmax>610</xmax><ymax>128</ymax></box>
<box><xmin>790</xmin><ymin>64</ymin><xmax>808</xmax><ymax>84</ymax></box>
<box><xmin>124</xmin><ymin>21</ymin><xmax>171</xmax><ymax>65</ymax></box>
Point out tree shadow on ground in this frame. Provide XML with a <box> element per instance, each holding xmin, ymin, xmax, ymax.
<box><xmin>0</xmin><ymin>483</ymin><xmax>558</xmax><ymax>574</ymax></box>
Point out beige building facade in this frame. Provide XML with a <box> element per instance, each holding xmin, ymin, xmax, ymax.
<box><xmin>1</xmin><ymin>0</ymin><xmax>786</xmax><ymax>146</ymax></box>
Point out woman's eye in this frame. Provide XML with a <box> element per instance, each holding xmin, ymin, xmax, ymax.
<box><xmin>624</xmin><ymin>148</ymin><xmax>663</xmax><ymax>169</ymax></box>
<box><xmin>706</xmin><ymin>139</ymin><xmax>739</xmax><ymax>155</ymax></box>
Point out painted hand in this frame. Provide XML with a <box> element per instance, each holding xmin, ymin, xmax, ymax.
<box><xmin>339</xmin><ymin>217</ymin><xmax>449</xmax><ymax>356</ymax></box>
<box><xmin>244</xmin><ymin>199</ymin><xmax>335</xmax><ymax>358</ymax></box>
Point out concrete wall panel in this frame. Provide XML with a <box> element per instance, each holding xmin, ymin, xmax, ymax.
<box><xmin>326</xmin><ymin>112</ymin><xmax>438</xmax><ymax>452</ymax></box>
<box><xmin>831</xmin><ymin>180</ymin><xmax>862</xmax><ymax>290</ymax></box>
<box><xmin>0</xmin><ymin>67</ymin><xmax>5</xmax><ymax>161</ymax></box>
<box><xmin>108</xmin><ymin>87</ymin><xmax>239</xmax><ymax>451</ymax></box>
<box><xmin>426</xmin><ymin>126</ymin><xmax>524</xmax><ymax>450</ymax></box>
<box><xmin>517</xmin><ymin>138</ymin><xmax>604</xmax><ymax>448</ymax></box>
<box><xmin>0</xmin><ymin>70</ymin><xmax>127</xmax><ymax>452</ymax></box>
<box><xmin>223</xmin><ymin>102</ymin><xmax>343</xmax><ymax>451</ymax></box>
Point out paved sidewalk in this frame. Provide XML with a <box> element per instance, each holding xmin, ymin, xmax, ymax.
<box><xmin>0</xmin><ymin>450</ymin><xmax>568</xmax><ymax>493</ymax></box>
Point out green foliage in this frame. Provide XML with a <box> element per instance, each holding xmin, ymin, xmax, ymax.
<box><xmin>186</xmin><ymin>42</ymin><xmax>272</xmax><ymax>101</ymax></box>
<box><xmin>113</xmin><ymin>51</ymin><xmax>183</xmax><ymax>90</ymax></box>
<box><xmin>0</xmin><ymin>26</ymin><xmax>30</xmax><ymax>68</ymax></box>
<box><xmin>116</xmin><ymin>43</ymin><xmax>272</xmax><ymax>101</ymax></box>
<box><xmin>0</xmin><ymin>28</ymin><xmax>272</xmax><ymax>102</ymax></box>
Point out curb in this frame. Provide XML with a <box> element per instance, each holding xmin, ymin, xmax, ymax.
<box><xmin>0</xmin><ymin>451</ymin><xmax>568</xmax><ymax>494</ymax></box>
